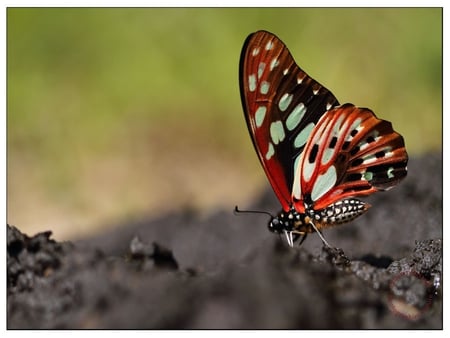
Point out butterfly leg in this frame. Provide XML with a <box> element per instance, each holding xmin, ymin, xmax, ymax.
<box><xmin>297</xmin><ymin>232</ymin><xmax>308</xmax><ymax>246</ymax></box>
<box><xmin>284</xmin><ymin>230</ymin><xmax>294</xmax><ymax>247</ymax></box>
<box><xmin>291</xmin><ymin>231</ymin><xmax>307</xmax><ymax>246</ymax></box>
<box><xmin>308</xmin><ymin>220</ymin><xmax>333</xmax><ymax>249</ymax></box>
<box><xmin>277</xmin><ymin>232</ymin><xmax>293</xmax><ymax>247</ymax></box>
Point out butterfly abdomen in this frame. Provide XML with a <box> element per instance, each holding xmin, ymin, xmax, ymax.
<box><xmin>311</xmin><ymin>198</ymin><xmax>370</xmax><ymax>230</ymax></box>
<box><xmin>294</xmin><ymin>198</ymin><xmax>370</xmax><ymax>233</ymax></box>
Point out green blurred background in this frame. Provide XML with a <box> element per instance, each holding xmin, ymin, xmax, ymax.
<box><xmin>7</xmin><ymin>8</ymin><xmax>442</xmax><ymax>240</ymax></box>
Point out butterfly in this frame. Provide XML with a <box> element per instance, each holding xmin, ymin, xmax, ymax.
<box><xmin>239</xmin><ymin>30</ymin><xmax>408</xmax><ymax>247</ymax></box>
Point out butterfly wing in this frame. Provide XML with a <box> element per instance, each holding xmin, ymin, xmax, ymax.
<box><xmin>293</xmin><ymin>103</ymin><xmax>408</xmax><ymax>211</ymax></box>
<box><xmin>239</xmin><ymin>30</ymin><xmax>339</xmax><ymax>211</ymax></box>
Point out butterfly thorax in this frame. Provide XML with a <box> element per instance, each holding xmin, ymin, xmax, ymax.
<box><xmin>268</xmin><ymin>198</ymin><xmax>370</xmax><ymax>234</ymax></box>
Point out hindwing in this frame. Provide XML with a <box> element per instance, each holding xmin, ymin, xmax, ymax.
<box><xmin>293</xmin><ymin>104</ymin><xmax>408</xmax><ymax>211</ymax></box>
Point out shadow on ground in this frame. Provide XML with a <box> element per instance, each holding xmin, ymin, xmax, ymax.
<box><xmin>7</xmin><ymin>152</ymin><xmax>442</xmax><ymax>329</ymax></box>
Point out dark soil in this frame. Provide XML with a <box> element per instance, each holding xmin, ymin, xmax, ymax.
<box><xmin>7</xmin><ymin>152</ymin><xmax>442</xmax><ymax>329</ymax></box>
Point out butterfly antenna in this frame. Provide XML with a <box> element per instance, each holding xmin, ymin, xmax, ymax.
<box><xmin>234</xmin><ymin>206</ymin><xmax>273</xmax><ymax>218</ymax></box>
<box><xmin>308</xmin><ymin>220</ymin><xmax>333</xmax><ymax>249</ymax></box>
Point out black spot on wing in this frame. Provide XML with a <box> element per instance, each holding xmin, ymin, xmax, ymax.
<box><xmin>350</xmin><ymin>146</ymin><xmax>360</xmax><ymax>157</ymax></box>
<box><xmin>309</xmin><ymin>144</ymin><xmax>319</xmax><ymax>163</ymax></box>
<box><xmin>329</xmin><ymin>136</ymin><xmax>337</xmax><ymax>149</ymax></box>
<box><xmin>375</xmin><ymin>151</ymin><xmax>385</xmax><ymax>158</ymax></box>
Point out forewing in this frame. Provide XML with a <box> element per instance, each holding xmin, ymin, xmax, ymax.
<box><xmin>293</xmin><ymin>103</ymin><xmax>408</xmax><ymax>211</ymax></box>
<box><xmin>239</xmin><ymin>30</ymin><xmax>339</xmax><ymax>211</ymax></box>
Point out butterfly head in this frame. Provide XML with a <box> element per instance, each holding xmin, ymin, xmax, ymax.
<box><xmin>268</xmin><ymin>207</ymin><xmax>304</xmax><ymax>234</ymax></box>
<box><xmin>267</xmin><ymin>216</ymin><xmax>284</xmax><ymax>233</ymax></box>
<box><xmin>268</xmin><ymin>208</ymin><xmax>312</xmax><ymax>247</ymax></box>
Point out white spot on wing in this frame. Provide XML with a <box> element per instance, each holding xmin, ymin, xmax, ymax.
<box><xmin>358</xmin><ymin>141</ymin><xmax>370</xmax><ymax>152</ymax></box>
<box><xmin>361</xmin><ymin>154</ymin><xmax>377</xmax><ymax>165</ymax></box>
<box><xmin>292</xmin><ymin>156</ymin><xmax>302</xmax><ymax>200</ymax></box>
<box><xmin>265</xmin><ymin>40</ymin><xmax>274</xmax><ymax>50</ymax></box>
<box><xmin>283</xmin><ymin>68</ymin><xmax>289</xmax><ymax>75</ymax></box>
<box><xmin>252</xmin><ymin>47</ymin><xmax>260</xmax><ymax>56</ymax></box>
<box><xmin>292</xmin><ymin>155</ymin><xmax>302</xmax><ymax>200</ymax></box>
<box><xmin>297</xmin><ymin>74</ymin><xmax>306</xmax><ymax>84</ymax></box>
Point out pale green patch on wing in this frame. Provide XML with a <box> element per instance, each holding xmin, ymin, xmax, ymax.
<box><xmin>294</xmin><ymin>122</ymin><xmax>314</xmax><ymax>148</ymax></box>
<box><xmin>260</xmin><ymin>81</ymin><xmax>270</xmax><ymax>95</ymax></box>
<box><xmin>332</xmin><ymin>113</ymin><xmax>346</xmax><ymax>136</ymax></box>
<box><xmin>248</xmin><ymin>74</ymin><xmax>256</xmax><ymax>92</ymax></box>
<box><xmin>265</xmin><ymin>142</ymin><xmax>275</xmax><ymax>160</ymax></box>
<box><xmin>321</xmin><ymin>148</ymin><xmax>335</xmax><ymax>165</ymax></box>
<box><xmin>349</xmin><ymin>117</ymin><xmax>362</xmax><ymax>133</ymax></box>
<box><xmin>311</xmin><ymin>165</ymin><xmax>337</xmax><ymax>202</ymax></box>
<box><xmin>302</xmin><ymin>157</ymin><xmax>316</xmax><ymax>182</ymax></box>
<box><xmin>286</xmin><ymin>103</ymin><xmax>307</xmax><ymax>131</ymax></box>
<box><xmin>255</xmin><ymin>106</ymin><xmax>267</xmax><ymax>128</ymax></box>
<box><xmin>270</xmin><ymin>120</ymin><xmax>285</xmax><ymax>144</ymax></box>
<box><xmin>362</xmin><ymin>171</ymin><xmax>373</xmax><ymax>181</ymax></box>
<box><xmin>387</xmin><ymin>167</ymin><xmax>395</xmax><ymax>178</ymax></box>
<box><xmin>278</xmin><ymin>93</ymin><xmax>293</xmax><ymax>112</ymax></box>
